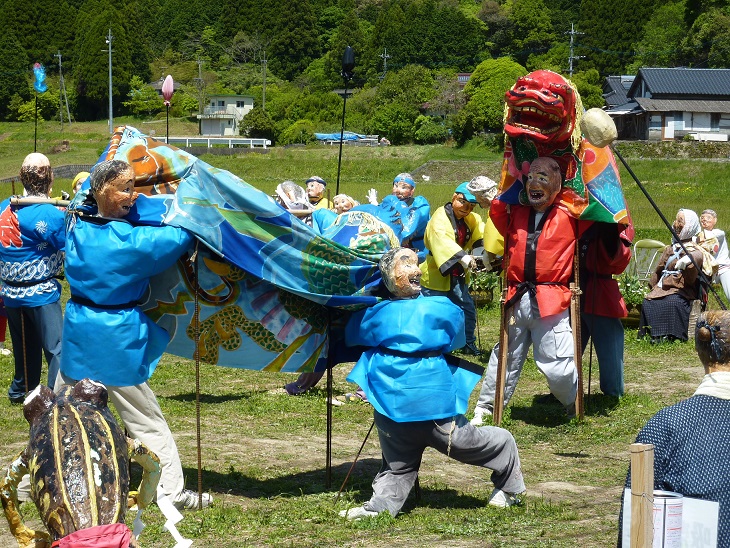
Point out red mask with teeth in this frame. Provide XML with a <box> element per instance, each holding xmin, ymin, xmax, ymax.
<box><xmin>504</xmin><ymin>70</ymin><xmax>577</xmax><ymax>147</ymax></box>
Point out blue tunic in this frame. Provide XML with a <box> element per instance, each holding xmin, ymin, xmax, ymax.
<box><xmin>346</xmin><ymin>296</ymin><xmax>479</xmax><ymax>422</ymax></box>
<box><xmin>61</xmin><ymin>216</ymin><xmax>193</xmax><ymax>387</ymax></box>
<box><xmin>380</xmin><ymin>194</ymin><xmax>430</xmax><ymax>252</ymax></box>
<box><xmin>0</xmin><ymin>199</ymin><xmax>65</xmax><ymax>307</ymax></box>
<box><xmin>622</xmin><ymin>394</ymin><xmax>730</xmax><ymax>546</ymax></box>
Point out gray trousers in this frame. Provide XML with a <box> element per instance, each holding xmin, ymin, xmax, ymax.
<box><xmin>363</xmin><ymin>411</ymin><xmax>525</xmax><ymax>517</ymax></box>
<box><xmin>475</xmin><ymin>292</ymin><xmax>577</xmax><ymax>412</ymax></box>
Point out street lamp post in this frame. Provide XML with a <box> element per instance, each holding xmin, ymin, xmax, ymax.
<box><xmin>105</xmin><ymin>29</ymin><xmax>113</xmax><ymax>134</ymax></box>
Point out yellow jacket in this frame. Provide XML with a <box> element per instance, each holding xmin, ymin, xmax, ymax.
<box><xmin>420</xmin><ymin>204</ymin><xmax>485</xmax><ymax>291</ymax></box>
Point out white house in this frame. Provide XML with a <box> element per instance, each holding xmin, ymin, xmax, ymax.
<box><xmin>197</xmin><ymin>95</ymin><xmax>254</xmax><ymax>136</ymax></box>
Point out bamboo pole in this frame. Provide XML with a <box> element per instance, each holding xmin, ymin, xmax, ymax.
<box><xmin>630</xmin><ymin>443</ymin><xmax>655</xmax><ymax>547</ymax></box>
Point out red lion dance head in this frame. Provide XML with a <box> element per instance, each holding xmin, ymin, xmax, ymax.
<box><xmin>503</xmin><ymin>70</ymin><xmax>583</xmax><ymax>152</ymax></box>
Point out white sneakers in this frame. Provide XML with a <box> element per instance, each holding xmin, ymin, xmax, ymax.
<box><xmin>470</xmin><ymin>406</ymin><xmax>493</xmax><ymax>426</ymax></box>
<box><xmin>339</xmin><ymin>506</ymin><xmax>380</xmax><ymax>520</ymax></box>
<box><xmin>487</xmin><ymin>488</ymin><xmax>523</xmax><ymax>508</ymax></box>
<box><xmin>0</xmin><ymin>347</ymin><xmax>11</xmax><ymax>356</ymax></box>
<box><xmin>173</xmin><ymin>489</ymin><xmax>213</xmax><ymax>510</ymax></box>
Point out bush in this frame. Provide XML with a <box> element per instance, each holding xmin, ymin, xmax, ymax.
<box><xmin>413</xmin><ymin>115</ymin><xmax>448</xmax><ymax>144</ymax></box>
<box><xmin>240</xmin><ymin>107</ymin><xmax>276</xmax><ymax>143</ymax></box>
<box><xmin>278</xmin><ymin>119</ymin><xmax>317</xmax><ymax>145</ymax></box>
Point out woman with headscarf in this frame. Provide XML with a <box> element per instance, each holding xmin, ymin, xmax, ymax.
<box><xmin>639</xmin><ymin>208</ymin><xmax>708</xmax><ymax>342</ymax></box>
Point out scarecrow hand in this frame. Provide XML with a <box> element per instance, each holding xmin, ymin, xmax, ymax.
<box><xmin>460</xmin><ymin>254</ymin><xmax>477</xmax><ymax>271</ymax></box>
<box><xmin>366</xmin><ymin>188</ymin><xmax>378</xmax><ymax>205</ymax></box>
<box><xmin>675</xmin><ymin>256</ymin><xmax>692</xmax><ymax>270</ymax></box>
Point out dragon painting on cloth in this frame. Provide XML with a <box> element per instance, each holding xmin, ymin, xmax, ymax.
<box><xmin>0</xmin><ymin>379</ymin><xmax>160</xmax><ymax>547</ymax></box>
<box><xmin>68</xmin><ymin>126</ymin><xmax>398</xmax><ymax>375</ymax></box>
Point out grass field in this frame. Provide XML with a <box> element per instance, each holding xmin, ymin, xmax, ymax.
<box><xmin>0</xmin><ymin>122</ymin><xmax>726</xmax><ymax>546</ymax></box>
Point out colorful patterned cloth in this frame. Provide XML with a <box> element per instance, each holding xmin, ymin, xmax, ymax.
<box><xmin>69</xmin><ymin>126</ymin><xmax>396</xmax><ymax>372</ymax></box>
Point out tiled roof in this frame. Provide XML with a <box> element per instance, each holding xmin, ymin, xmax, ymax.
<box><xmin>634</xmin><ymin>97</ymin><xmax>730</xmax><ymax>114</ymax></box>
<box><xmin>603</xmin><ymin>75</ymin><xmax>635</xmax><ymax>108</ymax></box>
<box><xmin>629</xmin><ymin>68</ymin><xmax>730</xmax><ymax>97</ymax></box>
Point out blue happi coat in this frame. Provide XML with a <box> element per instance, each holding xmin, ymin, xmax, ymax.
<box><xmin>345</xmin><ymin>295</ymin><xmax>479</xmax><ymax>422</ymax></box>
<box><xmin>0</xmin><ymin>199</ymin><xmax>65</xmax><ymax>307</ymax></box>
<box><xmin>61</xmin><ymin>213</ymin><xmax>193</xmax><ymax>386</ymax></box>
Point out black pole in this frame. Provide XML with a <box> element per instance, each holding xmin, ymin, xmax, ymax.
<box><xmin>335</xmin><ymin>46</ymin><xmax>355</xmax><ymax>196</ymax></box>
<box><xmin>34</xmin><ymin>94</ymin><xmax>38</xmax><ymax>152</ymax></box>
<box><xmin>166</xmin><ymin>104</ymin><xmax>170</xmax><ymax>144</ymax></box>
<box><xmin>612</xmin><ymin>144</ymin><xmax>726</xmax><ymax>310</ymax></box>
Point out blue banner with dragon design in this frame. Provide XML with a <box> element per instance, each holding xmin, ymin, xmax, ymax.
<box><xmin>70</xmin><ymin>126</ymin><xmax>399</xmax><ymax>372</ymax></box>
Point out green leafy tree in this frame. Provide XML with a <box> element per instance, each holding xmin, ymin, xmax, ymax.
<box><xmin>579</xmin><ymin>0</ymin><xmax>662</xmax><ymax>75</ymax></box>
<box><xmin>627</xmin><ymin>1</ymin><xmax>687</xmax><ymax>72</ymax></box>
<box><xmin>681</xmin><ymin>7</ymin><xmax>730</xmax><ymax>68</ymax></box>
<box><xmin>278</xmin><ymin>119</ymin><xmax>317</xmax><ymax>145</ymax></box>
<box><xmin>241</xmin><ymin>106</ymin><xmax>275</xmax><ymax>142</ymax></box>
<box><xmin>0</xmin><ymin>30</ymin><xmax>30</xmax><ymax>120</ymax></box>
<box><xmin>268</xmin><ymin>0</ymin><xmax>320</xmax><ymax>81</ymax></box>
<box><xmin>571</xmin><ymin>69</ymin><xmax>605</xmax><ymax>110</ymax></box>
<box><xmin>72</xmin><ymin>7</ymin><xmax>136</xmax><ymax>121</ymax></box>
<box><xmin>478</xmin><ymin>1</ymin><xmax>514</xmax><ymax>58</ymax></box>
<box><xmin>453</xmin><ymin>57</ymin><xmax>526</xmax><ymax>143</ymax></box>
<box><xmin>123</xmin><ymin>75</ymin><xmax>164</xmax><ymax>117</ymax></box>
<box><xmin>413</xmin><ymin>115</ymin><xmax>448</xmax><ymax>144</ymax></box>
<box><xmin>368</xmin><ymin>102</ymin><xmax>416</xmax><ymax>145</ymax></box>
<box><xmin>506</xmin><ymin>0</ymin><xmax>556</xmax><ymax>67</ymax></box>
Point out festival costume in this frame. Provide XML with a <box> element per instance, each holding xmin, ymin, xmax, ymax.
<box><xmin>420</xmin><ymin>203</ymin><xmax>484</xmax><ymax>346</ymax></box>
<box><xmin>639</xmin><ymin>245</ymin><xmax>704</xmax><ymax>342</ymax></box>
<box><xmin>380</xmin><ymin>194</ymin><xmax>430</xmax><ymax>255</ymax></box>
<box><xmin>579</xmin><ymin>221</ymin><xmax>634</xmax><ymax>397</ymax></box>
<box><xmin>345</xmin><ymin>296</ymin><xmax>524</xmax><ymax>517</ymax></box>
<box><xmin>0</xmin><ymin>199</ymin><xmax>65</xmax><ymax>401</ymax></box>
<box><xmin>619</xmin><ymin>371</ymin><xmax>730</xmax><ymax>546</ymax></box>
<box><xmin>57</xmin><ymin>214</ymin><xmax>193</xmax><ymax>503</ymax></box>
<box><xmin>705</xmin><ymin>227</ymin><xmax>730</xmax><ymax>299</ymax></box>
<box><xmin>474</xmin><ymin>197</ymin><xmax>579</xmax><ymax>413</ymax></box>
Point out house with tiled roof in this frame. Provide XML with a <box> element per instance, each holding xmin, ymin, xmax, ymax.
<box><xmin>604</xmin><ymin>68</ymin><xmax>730</xmax><ymax>141</ymax></box>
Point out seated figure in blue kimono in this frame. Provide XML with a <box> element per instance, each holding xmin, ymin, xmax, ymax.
<box><xmin>339</xmin><ymin>247</ymin><xmax>526</xmax><ymax>519</ymax></box>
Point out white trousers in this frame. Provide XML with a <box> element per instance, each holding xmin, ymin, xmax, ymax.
<box><xmin>55</xmin><ymin>371</ymin><xmax>185</xmax><ymax>501</ymax></box>
<box><xmin>475</xmin><ymin>292</ymin><xmax>578</xmax><ymax>411</ymax></box>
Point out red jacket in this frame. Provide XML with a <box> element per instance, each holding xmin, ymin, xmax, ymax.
<box><xmin>579</xmin><ymin>220</ymin><xmax>634</xmax><ymax>318</ymax></box>
<box><xmin>491</xmin><ymin>194</ymin><xmax>578</xmax><ymax>318</ymax></box>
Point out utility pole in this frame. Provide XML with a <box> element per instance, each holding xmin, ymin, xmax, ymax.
<box><xmin>104</xmin><ymin>29</ymin><xmax>113</xmax><ymax>134</ymax></box>
<box><xmin>379</xmin><ymin>48</ymin><xmax>390</xmax><ymax>81</ymax></box>
<box><xmin>261</xmin><ymin>48</ymin><xmax>267</xmax><ymax>111</ymax></box>
<box><xmin>194</xmin><ymin>57</ymin><xmax>205</xmax><ymax>135</ymax></box>
<box><xmin>565</xmin><ymin>23</ymin><xmax>584</xmax><ymax>78</ymax></box>
<box><xmin>54</xmin><ymin>51</ymin><xmax>72</xmax><ymax>130</ymax></box>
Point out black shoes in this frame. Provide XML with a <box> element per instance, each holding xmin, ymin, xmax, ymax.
<box><xmin>9</xmin><ymin>395</ymin><xmax>25</xmax><ymax>404</ymax></box>
<box><xmin>462</xmin><ymin>342</ymin><xmax>482</xmax><ymax>356</ymax></box>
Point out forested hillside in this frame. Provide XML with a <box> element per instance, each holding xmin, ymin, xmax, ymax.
<box><xmin>1</xmin><ymin>0</ymin><xmax>727</xmax><ymax>144</ymax></box>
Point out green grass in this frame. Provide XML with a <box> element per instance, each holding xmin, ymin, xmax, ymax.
<box><xmin>0</xmin><ymin>123</ymin><xmax>727</xmax><ymax>546</ymax></box>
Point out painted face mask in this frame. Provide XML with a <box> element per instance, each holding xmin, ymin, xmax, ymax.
<box><xmin>383</xmin><ymin>248</ymin><xmax>421</xmax><ymax>298</ymax></box>
<box><xmin>525</xmin><ymin>157</ymin><xmax>562</xmax><ymax>212</ymax></box>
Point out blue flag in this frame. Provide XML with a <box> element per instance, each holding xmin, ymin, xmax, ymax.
<box><xmin>33</xmin><ymin>63</ymin><xmax>47</xmax><ymax>93</ymax></box>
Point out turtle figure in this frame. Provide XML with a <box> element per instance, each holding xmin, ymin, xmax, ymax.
<box><xmin>0</xmin><ymin>379</ymin><xmax>161</xmax><ymax>548</ymax></box>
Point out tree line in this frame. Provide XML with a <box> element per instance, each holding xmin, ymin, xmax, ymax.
<box><xmin>0</xmin><ymin>0</ymin><xmax>728</xmax><ymax>144</ymax></box>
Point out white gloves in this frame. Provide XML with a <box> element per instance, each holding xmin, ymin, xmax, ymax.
<box><xmin>460</xmin><ymin>254</ymin><xmax>477</xmax><ymax>271</ymax></box>
<box><xmin>366</xmin><ymin>188</ymin><xmax>378</xmax><ymax>205</ymax></box>
<box><xmin>675</xmin><ymin>255</ymin><xmax>692</xmax><ymax>270</ymax></box>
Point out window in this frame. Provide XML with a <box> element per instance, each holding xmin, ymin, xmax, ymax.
<box><xmin>649</xmin><ymin>115</ymin><xmax>662</xmax><ymax>129</ymax></box>
<box><xmin>712</xmin><ymin>113</ymin><xmax>720</xmax><ymax>131</ymax></box>
<box><xmin>236</xmin><ymin>100</ymin><xmax>245</xmax><ymax>108</ymax></box>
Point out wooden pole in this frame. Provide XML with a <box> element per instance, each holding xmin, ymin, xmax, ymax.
<box><xmin>630</xmin><ymin>443</ymin><xmax>655</xmax><ymax>547</ymax></box>
<box><xmin>493</xmin><ymin>286</ymin><xmax>510</xmax><ymax>425</ymax></box>
<box><xmin>570</xmin><ymin>240</ymin><xmax>585</xmax><ymax>419</ymax></box>
<box><xmin>493</xmin><ymin>242</ymin><xmax>511</xmax><ymax>425</ymax></box>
